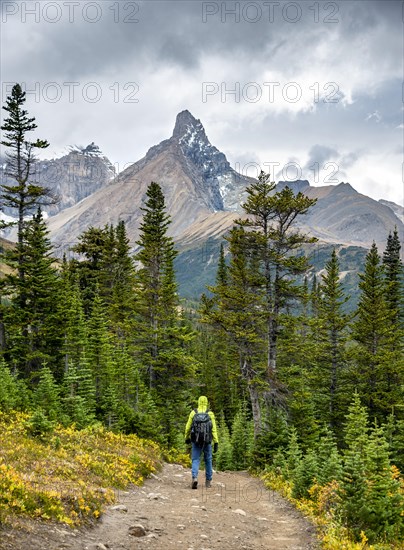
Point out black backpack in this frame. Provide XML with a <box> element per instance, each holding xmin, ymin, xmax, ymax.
<box><xmin>190</xmin><ymin>409</ymin><xmax>213</xmax><ymax>446</ymax></box>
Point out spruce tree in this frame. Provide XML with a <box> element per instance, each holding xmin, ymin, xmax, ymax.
<box><xmin>135</xmin><ymin>182</ymin><xmax>178</xmax><ymax>388</ymax></box>
<box><xmin>339</xmin><ymin>393</ymin><xmax>369</xmax><ymax>539</ymax></box>
<box><xmin>202</xmin><ymin>171</ymin><xmax>317</xmax><ymax>437</ymax></box>
<box><xmin>215</xmin><ymin>411</ymin><xmax>234</xmax><ymax>470</ymax></box>
<box><xmin>110</xmin><ymin>221</ymin><xmax>136</xmax><ymax>337</ymax></box>
<box><xmin>314</xmin><ymin>249</ymin><xmax>351</xmax><ymax>435</ymax></box>
<box><xmin>32</xmin><ymin>366</ymin><xmax>61</xmax><ymax>422</ymax></box>
<box><xmin>135</xmin><ymin>182</ymin><xmax>196</xmax><ymax>431</ymax></box>
<box><xmin>240</xmin><ymin>172</ymin><xmax>317</xmax><ymax>372</ymax></box>
<box><xmin>1</xmin><ymin>84</ymin><xmax>56</xmax><ymax>298</ymax></box>
<box><xmin>231</xmin><ymin>403</ymin><xmax>254</xmax><ymax>470</ymax></box>
<box><xmin>202</xmin><ymin>224</ymin><xmax>268</xmax><ymax>436</ymax></box>
<box><xmin>62</xmin><ymin>364</ymin><xmax>93</xmax><ymax>427</ymax></box>
<box><xmin>3</xmin><ymin>208</ymin><xmax>62</xmax><ymax>378</ymax></box>
<box><xmin>61</xmin><ymin>275</ymin><xmax>88</xmax><ymax>373</ymax></box>
<box><xmin>340</xmin><ymin>394</ymin><xmax>404</xmax><ymax>543</ymax></box>
<box><xmin>0</xmin><ymin>359</ymin><xmax>29</xmax><ymax>411</ymax></box>
<box><xmin>362</xmin><ymin>423</ymin><xmax>404</xmax><ymax>543</ymax></box>
<box><xmin>86</xmin><ymin>289</ymin><xmax>114</xmax><ymax>411</ymax></box>
<box><xmin>315</xmin><ymin>427</ymin><xmax>342</xmax><ymax>485</ymax></box>
<box><xmin>70</xmin><ymin>226</ymin><xmax>110</xmax><ymax>313</ymax></box>
<box><xmin>383</xmin><ymin>227</ymin><xmax>403</xmax><ymax>331</ymax></box>
<box><xmin>351</xmin><ymin>243</ymin><xmax>400</xmax><ymax>421</ymax></box>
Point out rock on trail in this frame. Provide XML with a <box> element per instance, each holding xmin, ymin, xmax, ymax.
<box><xmin>0</xmin><ymin>463</ymin><xmax>319</xmax><ymax>550</ymax></box>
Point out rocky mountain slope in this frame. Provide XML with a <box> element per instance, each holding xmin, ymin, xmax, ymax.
<box><xmin>44</xmin><ymin>111</ymin><xmax>403</xmax><ymax>254</ymax></box>
<box><xmin>47</xmin><ymin>111</ymin><xmax>254</xmax><ymax>249</ymax></box>
<box><xmin>2</xmin><ymin>111</ymin><xmax>402</xmax><ymax>301</ymax></box>
<box><xmin>0</xmin><ymin>143</ymin><xmax>115</xmax><ymax>219</ymax></box>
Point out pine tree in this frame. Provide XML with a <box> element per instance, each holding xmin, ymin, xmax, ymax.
<box><xmin>202</xmin><ymin>171</ymin><xmax>317</xmax><ymax>437</ymax></box>
<box><xmin>215</xmin><ymin>411</ymin><xmax>234</xmax><ymax>470</ymax></box>
<box><xmin>351</xmin><ymin>243</ymin><xmax>400</xmax><ymax>421</ymax></box>
<box><xmin>135</xmin><ymin>182</ymin><xmax>196</xmax><ymax>426</ymax></box>
<box><xmin>61</xmin><ymin>275</ymin><xmax>88</xmax><ymax>373</ymax></box>
<box><xmin>340</xmin><ymin>394</ymin><xmax>404</xmax><ymax>543</ymax></box>
<box><xmin>231</xmin><ymin>403</ymin><xmax>254</xmax><ymax>469</ymax></box>
<box><xmin>1</xmin><ymin>84</ymin><xmax>56</xmax><ymax>303</ymax></box>
<box><xmin>240</xmin><ymin>172</ymin><xmax>317</xmax><ymax>372</ymax></box>
<box><xmin>314</xmin><ymin>249</ymin><xmax>351</xmax><ymax>434</ymax></box>
<box><xmin>32</xmin><ymin>366</ymin><xmax>61</xmax><ymax>422</ymax></box>
<box><xmin>110</xmin><ymin>221</ymin><xmax>136</xmax><ymax>337</ymax></box>
<box><xmin>3</xmin><ymin>208</ymin><xmax>62</xmax><ymax>378</ymax></box>
<box><xmin>339</xmin><ymin>393</ymin><xmax>370</xmax><ymax>539</ymax></box>
<box><xmin>70</xmin><ymin>226</ymin><xmax>110</xmax><ymax>313</ymax></box>
<box><xmin>0</xmin><ymin>359</ymin><xmax>29</xmax><ymax>411</ymax></box>
<box><xmin>383</xmin><ymin>227</ymin><xmax>403</xmax><ymax>331</ymax></box>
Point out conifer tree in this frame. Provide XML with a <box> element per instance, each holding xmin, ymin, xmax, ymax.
<box><xmin>362</xmin><ymin>423</ymin><xmax>404</xmax><ymax>543</ymax></box>
<box><xmin>315</xmin><ymin>427</ymin><xmax>342</xmax><ymax>485</ymax></box>
<box><xmin>1</xmin><ymin>84</ymin><xmax>56</xmax><ymax>302</ymax></box>
<box><xmin>202</xmin><ymin>224</ymin><xmax>268</xmax><ymax>436</ymax></box>
<box><xmin>3</xmin><ymin>208</ymin><xmax>62</xmax><ymax>378</ymax></box>
<box><xmin>202</xmin><ymin>171</ymin><xmax>317</xmax><ymax>437</ymax></box>
<box><xmin>339</xmin><ymin>393</ymin><xmax>369</xmax><ymax>538</ymax></box>
<box><xmin>32</xmin><ymin>366</ymin><xmax>61</xmax><ymax>422</ymax></box>
<box><xmin>240</xmin><ymin>172</ymin><xmax>317</xmax><ymax>372</ymax></box>
<box><xmin>351</xmin><ymin>243</ymin><xmax>400</xmax><ymax>421</ymax></box>
<box><xmin>198</xmin><ymin>244</ymin><xmax>240</xmax><ymax>420</ymax></box>
<box><xmin>314</xmin><ymin>249</ymin><xmax>351</xmax><ymax>434</ymax></box>
<box><xmin>231</xmin><ymin>403</ymin><xmax>254</xmax><ymax>469</ymax></box>
<box><xmin>135</xmin><ymin>182</ymin><xmax>197</xmax><ymax>422</ymax></box>
<box><xmin>0</xmin><ymin>359</ymin><xmax>29</xmax><ymax>411</ymax></box>
<box><xmin>61</xmin><ymin>275</ymin><xmax>88</xmax><ymax>372</ymax></box>
<box><xmin>135</xmin><ymin>182</ymin><xmax>177</xmax><ymax>388</ymax></box>
<box><xmin>62</xmin><ymin>364</ymin><xmax>94</xmax><ymax>427</ymax></box>
<box><xmin>70</xmin><ymin>226</ymin><xmax>110</xmax><ymax>313</ymax></box>
<box><xmin>340</xmin><ymin>394</ymin><xmax>404</xmax><ymax>543</ymax></box>
<box><xmin>110</xmin><ymin>221</ymin><xmax>136</xmax><ymax>336</ymax></box>
<box><xmin>285</xmin><ymin>427</ymin><xmax>303</xmax><ymax>478</ymax></box>
<box><xmin>292</xmin><ymin>450</ymin><xmax>318</xmax><ymax>499</ymax></box>
<box><xmin>86</xmin><ymin>289</ymin><xmax>114</xmax><ymax>409</ymax></box>
<box><xmin>383</xmin><ymin>227</ymin><xmax>403</xmax><ymax>331</ymax></box>
<box><xmin>215</xmin><ymin>411</ymin><xmax>234</xmax><ymax>470</ymax></box>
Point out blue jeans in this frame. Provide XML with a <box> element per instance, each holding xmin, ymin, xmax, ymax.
<box><xmin>191</xmin><ymin>442</ymin><xmax>212</xmax><ymax>481</ymax></box>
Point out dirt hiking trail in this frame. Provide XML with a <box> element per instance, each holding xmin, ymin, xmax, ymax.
<box><xmin>1</xmin><ymin>463</ymin><xmax>319</xmax><ymax>550</ymax></box>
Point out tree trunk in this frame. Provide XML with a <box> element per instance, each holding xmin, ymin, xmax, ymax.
<box><xmin>248</xmin><ymin>383</ymin><xmax>262</xmax><ymax>438</ymax></box>
<box><xmin>241</xmin><ymin>357</ymin><xmax>262</xmax><ymax>438</ymax></box>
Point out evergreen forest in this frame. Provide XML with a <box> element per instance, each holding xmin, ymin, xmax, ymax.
<box><xmin>1</xmin><ymin>84</ymin><xmax>403</xmax><ymax>548</ymax></box>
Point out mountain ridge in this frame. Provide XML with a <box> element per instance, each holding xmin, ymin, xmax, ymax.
<box><xmin>2</xmin><ymin>111</ymin><xmax>402</xmax><ymax>256</ymax></box>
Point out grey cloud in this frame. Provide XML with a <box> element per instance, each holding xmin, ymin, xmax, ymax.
<box><xmin>304</xmin><ymin>145</ymin><xmax>340</xmax><ymax>171</ymax></box>
<box><xmin>3</xmin><ymin>0</ymin><xmax>401</xmax><ymax>83</ymax></box>
<box><xmin>1</xmin><ymin>0</ymin><xmax>401</xmax><ymax>204</ymax></box>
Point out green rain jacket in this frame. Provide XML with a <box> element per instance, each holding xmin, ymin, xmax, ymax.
<box><xmin>184</xmin><ymin>395</ymin><xmax>219</xmax><ymax>444</ymax></box>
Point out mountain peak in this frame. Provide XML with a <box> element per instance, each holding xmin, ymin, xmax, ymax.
<box><xmin>172</xmin><ymin>110</ymin><xmax>202</xmax><ymax>139</ymax></box>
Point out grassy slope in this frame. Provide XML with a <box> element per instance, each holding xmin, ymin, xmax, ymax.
<box><xmin>0</xmin><ymin>411</ymin><xmax>169</xmax><ymax>527</ymax></box>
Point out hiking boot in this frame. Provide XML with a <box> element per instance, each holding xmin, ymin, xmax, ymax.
<box><xmin>191</xmin><ymin>478</ymin><xmax>198</xmax><ymax>489</ymax></box>
<box><xmin>205</xmin><ymin>480</ymin><xmax>212</xmax><ymax>488</ymax></box>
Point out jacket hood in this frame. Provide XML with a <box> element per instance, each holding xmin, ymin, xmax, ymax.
<box><xmin>198</xmin><ymin>395</ymin><xmax>208</xmax><ymax>411</ymax></box>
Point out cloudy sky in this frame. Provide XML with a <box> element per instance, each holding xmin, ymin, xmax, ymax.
<box><xmin>1</xmin><ymin>0</ymin><xmax>403</xmax><ymax>205</ymax></box>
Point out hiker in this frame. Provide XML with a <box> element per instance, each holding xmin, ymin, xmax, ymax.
<box><xmin>184</xmin><ymin>395</ymin><xmax>219</xmax><ymax>489</ymax></box>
